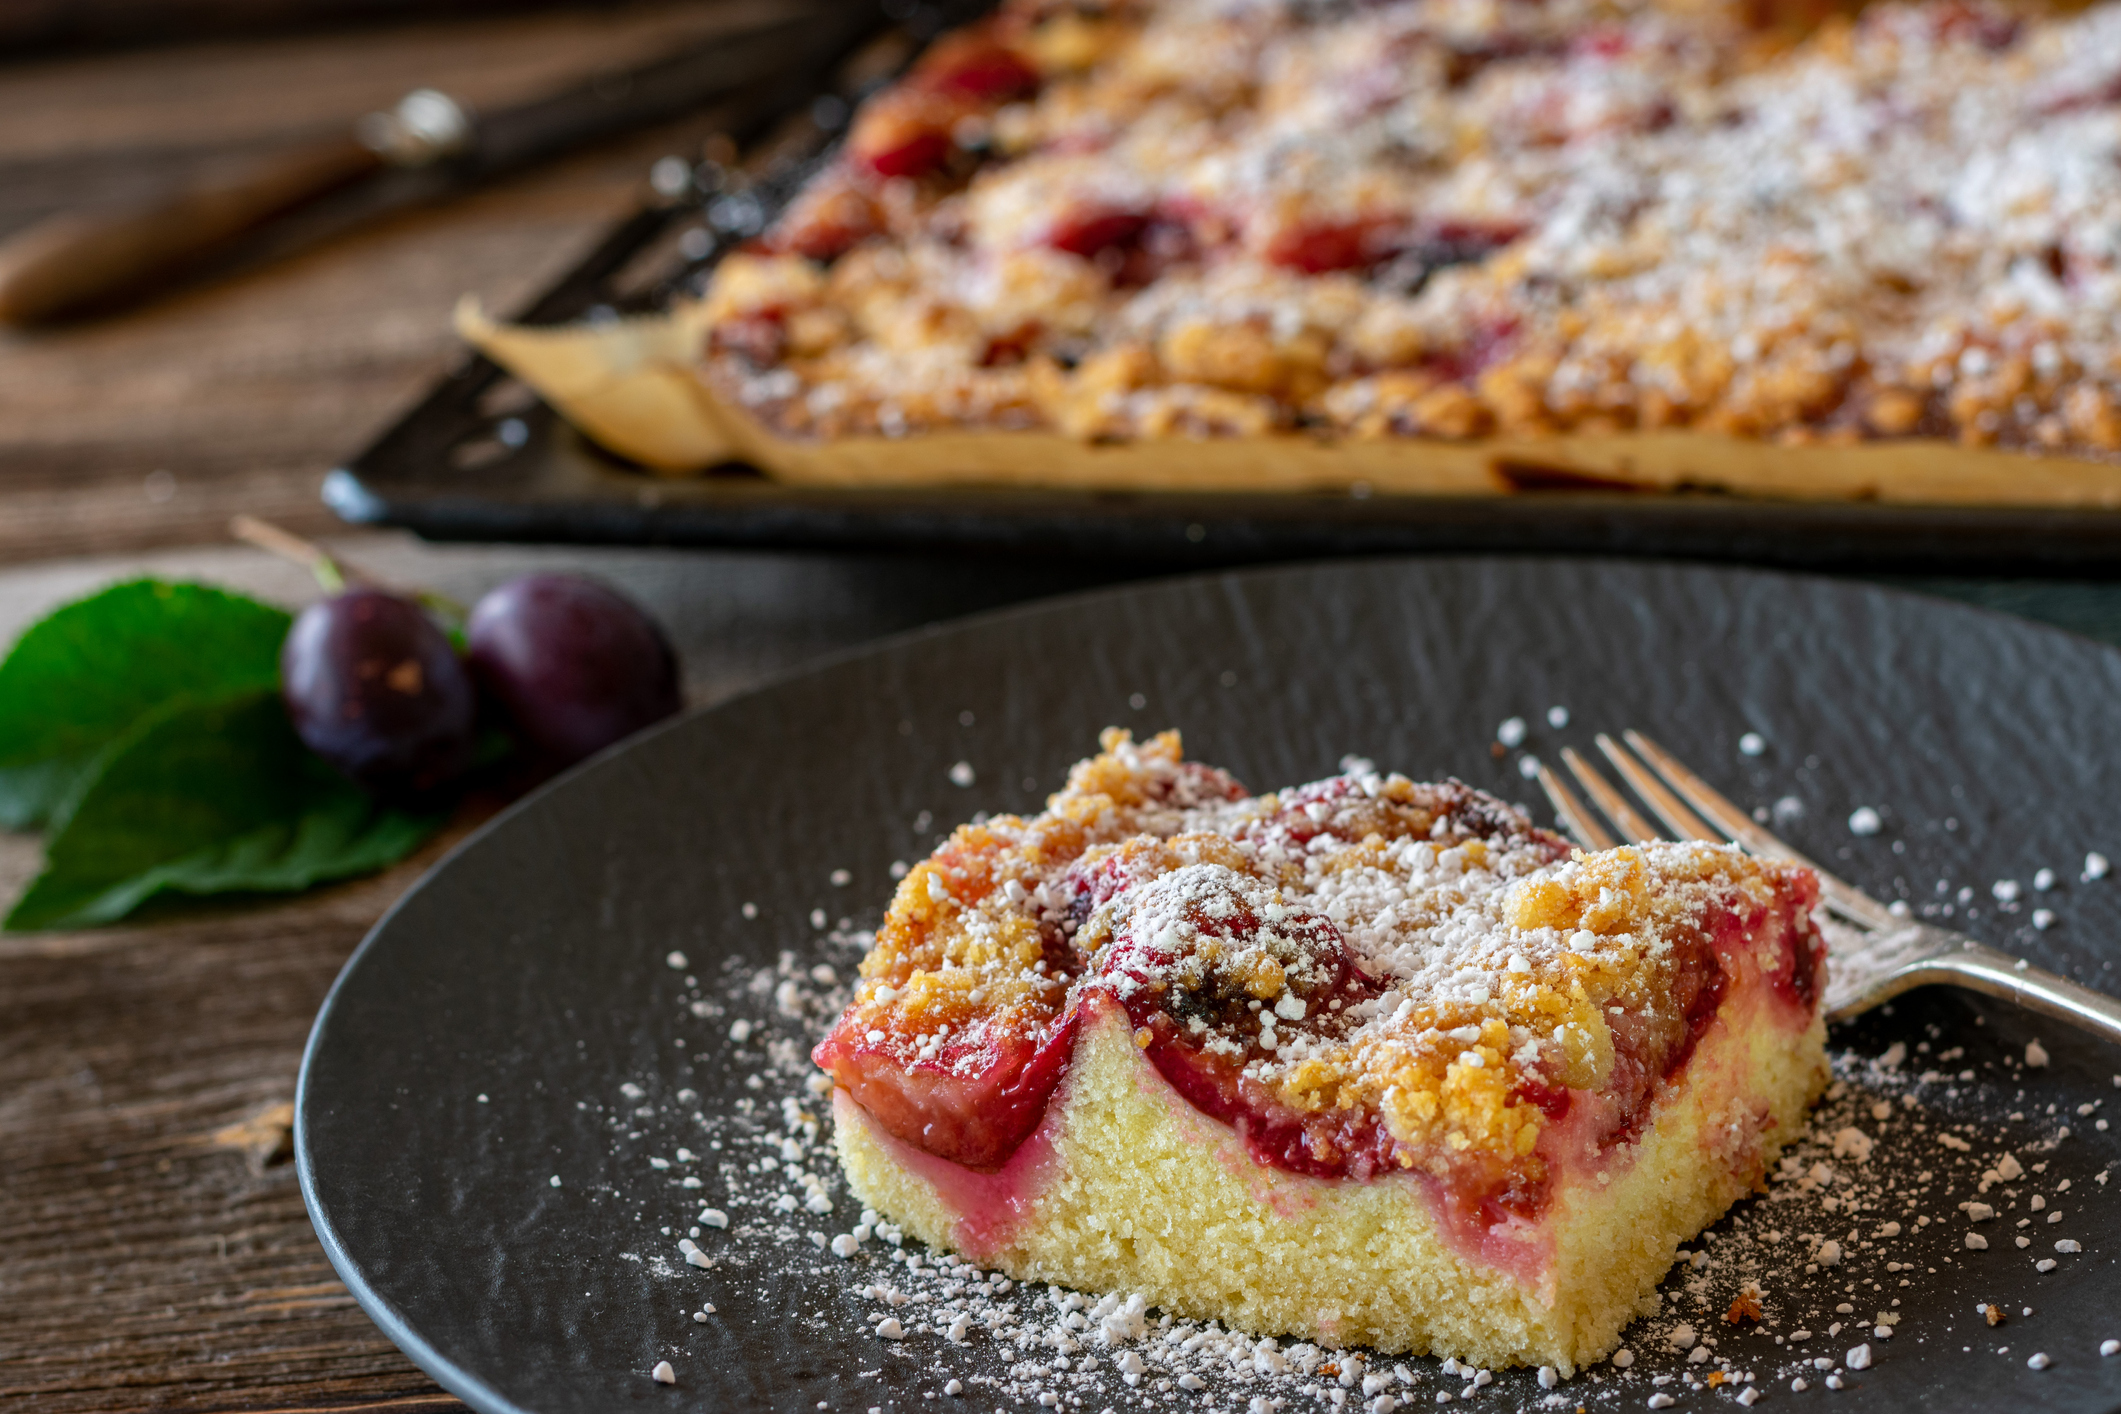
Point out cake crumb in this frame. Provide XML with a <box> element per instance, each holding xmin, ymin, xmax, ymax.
<box><xmin>604</xmin><ymin>732</ymin><xmax>2121</xmax><ymax>1412</ymax></box>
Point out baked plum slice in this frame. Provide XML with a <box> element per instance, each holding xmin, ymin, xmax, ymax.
<box><xmin>813</xmin><ymin>1004</ymin><xmax>1081</xmax><ymax>1171</ymax></box>
<box><xmin>846</xmin><ymin>30</ymin><xmax>1041</xmax><ymax>180</ymax></box>
<box><xmin>1095</xmin><ymin>862</ymin><xmax>1395</xmax><ymax>1178</ymax></box>
<box><xmin>1536</xmin><ymin>856</ymin><xmax>1824</xmax><ymax>1153</ymax></box>
<box><xmin>919</xmin><ymin>32</ymin><xmax>1041</xmax><ymax>101</ymax></box>
<box><xmin>768</xmin><ymin>178</ymin><xmax>883</xmax><ymax>261</ymax></box>
<box><xmin>1246</xmin><ymin>773</ymin><xmax>1571</xmax><ymax>859</ymax></box>
<box><xmin>848</xmin><ymin>100</ymin><xmax>960</xmax><ymax>180</ymax></box>
<box><xmin>1263</xmin><ymin>214</ymin><xmax>1525</xmax><ymax>283</ymax></box>
<box><xmin>1040</xmin><ymin>204</ymin><xmax>1200</xmax><ymax>285</ymax></box>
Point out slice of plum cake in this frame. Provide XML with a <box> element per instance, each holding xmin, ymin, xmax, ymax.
<box><xmin>813</xmin><ymin>730</ymin><xmax>1827</xmax><ymax>1372</ymax></box>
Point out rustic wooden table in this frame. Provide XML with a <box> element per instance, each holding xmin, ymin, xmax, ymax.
<box><xmin>10</xmin><ymin>8</ymin><xmax>2121</xmax><ymax>1413</ymax></box>
<box><xmin>0</xmin><ymin>10</ymin><xmax>1143</xmax><ymax>1410</ymax></box>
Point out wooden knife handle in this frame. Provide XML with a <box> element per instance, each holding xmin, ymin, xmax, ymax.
<box><xmin>0</xmin><ymin>135</ymin><xmax>385</xmax><ymax>324</ymax></box>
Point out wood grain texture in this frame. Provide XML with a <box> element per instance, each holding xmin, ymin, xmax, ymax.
<box><xmin>0</xmin><ymin>535</ymin><xmax>1147</xmax><ymax>1413</ymax></box>
<box><xmin>0</xmin><ymin>0</ymin><xmax>800</xmax><ymax>567</ymax></box>
<box><xmin>8</xmin><ymin>12</ymin><xmax>2116</xmax><ymax>1412</ymax></box>
<box><xmin>0</xmin><ymin>839</ymin><xmax>478</xmax><ymax>1413</ymax></box>
<box><xmin>0</xmin><ymin>7</ymin><xmax>823</xmax><ymax>1406</ymax></box>
<box><xmin>0</xmin><ymin>136</ymin><xmax>386</xmax><ymax>324</ymax></box>
<box><xmin>11</xmin><ymin>541</ymin><xmax>2118</xmax><ymax>1413</ymax></box>
<box><xmin>6</xmin><ymin>1</ymin><xmax>659</xmax><ymax>58</ymax></box>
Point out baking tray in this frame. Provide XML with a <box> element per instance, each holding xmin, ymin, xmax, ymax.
<box><xmin>325</xmin><ymin>3</ymin><xmax>2121</xmax><ymax>576</ymax></box>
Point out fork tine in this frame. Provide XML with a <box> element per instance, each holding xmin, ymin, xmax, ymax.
<box><xmin>1535</xmin><ymin>764</ymin><xmax>1618</xmax><ymax>852</ymax></box>
<box><xmin>1595</xmin><ymin>733</ymin><xmax>1721</xmax><ymax>843</ymax></box>
<box><xmin>1561</xmin><ymin>747</ymin><xmax>1663</xmax><ymax>844</ymax></box>
<box><xmin>1622</xmin><ymin>730</ymin><xmax>1900</xmax><ymax>930</ymax></box>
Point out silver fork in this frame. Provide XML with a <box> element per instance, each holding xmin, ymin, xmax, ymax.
<box><xmin>1534</xmin><ymin>729</ymin><xmax>2121</xmax><ymax>1046</ymax></box>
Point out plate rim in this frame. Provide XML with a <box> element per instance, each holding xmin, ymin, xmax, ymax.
<box><xmin>293</xmin><ymin>552</ymin><xmax>2121</xmax><ymax>1414</ymax></box>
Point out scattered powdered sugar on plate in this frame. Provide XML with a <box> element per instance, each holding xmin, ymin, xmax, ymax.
<box><xmin>595</xmin><ymin>912</ymin><xmax>2113</xmax><ymax>1408</ymax></box>
<box><xmin>586</xmin><ymin>728</ymin><xmax>2114</xmax><ymax>1406</ymax></box>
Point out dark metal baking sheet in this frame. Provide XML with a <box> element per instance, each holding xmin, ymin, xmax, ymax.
<box><xmin>323</xmin><ymin>6</ymin><xmax>2121</xmax><ymax>576</ymax></box>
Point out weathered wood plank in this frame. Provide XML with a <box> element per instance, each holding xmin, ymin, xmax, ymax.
<box><xmin>0</xmin><ymin>8</ymin><xmax>828</xmax><ymax>1404</ymax></box>
<box><xmin>0</xmin><ymin>534</ymin><xmax>1132</xmax><ymax>1411</ymax></box>
<box><xmin>0</xmin><ymin>839</ymin><xmax>473</xmax><ymax>1412</ymax></box>
<box><xmin>0</xmin><ymin>0</ymin><xmax>802</xmax><ymax>567</ymax></box>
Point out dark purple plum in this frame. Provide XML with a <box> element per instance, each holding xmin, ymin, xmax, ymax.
<box><xmin>465</xmin><ymin>574</ymin><xmax>681</xmax><ymax>770</ymax></box>
<box><xmin>281</xmin><ymin>589</ymin><xmax>478</xmax><ymax>798</ymax></box>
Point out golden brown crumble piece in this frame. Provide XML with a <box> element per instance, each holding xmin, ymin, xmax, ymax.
<box><xmin>819</xmin><ymin>729</ymin><xmax>1824</xmax><ymax>1211</ymax></box>
<box><xmin>696</xmin><ymin>0</ymin><xmax>2121</xmax><ymax>463</ymax></box>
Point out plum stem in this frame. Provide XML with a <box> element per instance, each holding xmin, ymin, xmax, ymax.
<box><xmin>228</xmin><ymin>515</ymin><xmax>467</xmax><ymax>622</ymax></box>
<box><xmin>229</xmin><ymin>514</ymin><xmax>355</xmax><ymax>593</ymax></box>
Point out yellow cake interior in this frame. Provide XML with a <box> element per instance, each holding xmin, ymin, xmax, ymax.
<box><xmin>835</xmin><ymin>996</ymin><xmax>1825</xmax><ymax>1373</ymax></box>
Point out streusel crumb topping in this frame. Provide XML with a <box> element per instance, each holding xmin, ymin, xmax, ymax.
<box><xmin>830</xmin><ymin>730</ymin><xmax>1822</xmax><ymax>1205</ymax></box>
<box><xmin>702</xmin><ymin>0</ymin><xmax>2121</xmax><ymax>460</ymax></box>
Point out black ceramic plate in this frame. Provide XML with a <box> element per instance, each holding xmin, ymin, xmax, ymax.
<box><xmin>298</xmin><ymin>557</ymin><xmax>2121</xmax><ymax>1414</ymax></box>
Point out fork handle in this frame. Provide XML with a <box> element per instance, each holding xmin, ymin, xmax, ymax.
<box><xmin>1869</xmin><ymin>942</ymin><xmax>2121</xmax><ymax>1049</ymax></box>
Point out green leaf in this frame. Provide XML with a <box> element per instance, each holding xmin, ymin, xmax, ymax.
<box><xmin>0</xmin><ymin>579</ymin><xmax>292</xmax><ymax>829</ymax></box>
<box><xmin>4</xmin><ymin>690</ymin><xmax>443</xmax><ymax>932</ymax></box>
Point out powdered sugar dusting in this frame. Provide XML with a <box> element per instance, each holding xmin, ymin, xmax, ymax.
<box><xmin>596</xmin><ymin>727</ymin><xmax>2113</xmax><ymax>1403</ymax></box>
<box><xmin>606</xmin><ymin>900</ymin><xmax>2112</xmax><ymax>1406</ymax></box>
<box><xmin>829</xmin><ymin>730</ymin><xmax>1824</xmax><ymax>1194</ymax></box>
<box><xmin>707</xmin><ymin>0</ymin><xmax>2121</xmax><ymax>460</ymax></box>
